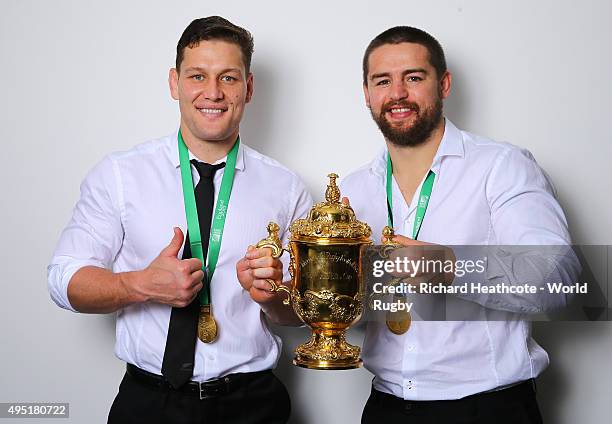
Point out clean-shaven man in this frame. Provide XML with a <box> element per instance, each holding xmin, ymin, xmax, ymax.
<box><xmin>48</xmin><ymin>16</ymin><xmax>311</xmax><ymax>423</ymax></box>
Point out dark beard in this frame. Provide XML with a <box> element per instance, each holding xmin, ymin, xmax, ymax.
<box><xmin>372</xmin><ymin>98</ymin><xmax>443</xmax><ymax>147</ymax></box>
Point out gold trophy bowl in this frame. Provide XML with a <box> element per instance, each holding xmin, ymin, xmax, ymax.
<box><xmin>256</xmin><ymin>173</ymin><xmax>372</xmax><ymax>370</ymax></box>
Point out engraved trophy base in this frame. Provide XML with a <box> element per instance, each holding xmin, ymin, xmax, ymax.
<box><xmin>293</xmin><ymin>327</ymin><xmax>362</xmax><ymax>370</ymax></box>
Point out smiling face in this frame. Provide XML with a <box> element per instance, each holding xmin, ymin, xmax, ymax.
<box><xmin>364</xmin><ymin>42</ymin><xmax>451</xmax><ymax>147</ymax></box>
<box><xmin>169</xmin><ymin>39</ymin><xmax>253</xmax><ymax>146</ymax></box>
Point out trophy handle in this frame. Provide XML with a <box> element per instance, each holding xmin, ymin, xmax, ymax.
<box><xmin>255</xmin><ymin>222</ymin><xmax>292</xmax><ymax>305</ymax></box>
<box><xmin>367</xmin><ymin>227</ymin><xmax>406</xmax><ymax>308</ymax></box>
<box><xmin>255</xmin><ymin>222</ymin><xmax>284</xmax><ymax>258</ymax></box>
<box><xmin>380</xmin><ymin>226</ymin><xmax>403</xmax><ymax>258</ymax></box>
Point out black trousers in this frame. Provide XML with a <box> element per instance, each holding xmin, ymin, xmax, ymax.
<box><xmin>361</xmin><ymin>380</ymin><xmax>543</xmax><ymax>424</ymax></box>
<box><xmin>108</xmin><ymin>367</ymin><xmax>291</xmax><ymax>424</ymax></box>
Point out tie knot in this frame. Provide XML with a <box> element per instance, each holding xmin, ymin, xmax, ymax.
<box><xmin>191</xmin><ymin>160</ymin><xmax>226</xmax><ymax>179</ymax></box>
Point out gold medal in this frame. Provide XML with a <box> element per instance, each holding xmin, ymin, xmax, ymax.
<box><xmin>386</xmin><ymin>310</ymin><xmax>411</xmax><ymax>335</ymax></box>
<box><xmin>386</xmin><ymin>311</ymin><xmax>412</xmax><ymax>335</ymax></box>
<box><xmin>198</xmin><ymin>305</ymin><xmax>218</xmax><ymax>343</ymax></box>
<box><xmin>386</xmin><ymin>295</ymin><xmax>411</xmax><ymax>335</ymax></box>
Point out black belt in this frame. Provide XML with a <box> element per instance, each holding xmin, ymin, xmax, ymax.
<box><xmin>372</xmin><ymin>379</ymin><xmax>537</xmax><ymax>410</ymax></box>
<box><xmin>126</xmin><ymin>363</ymin><xmax>271</xmax><ymax>400</ymax></box>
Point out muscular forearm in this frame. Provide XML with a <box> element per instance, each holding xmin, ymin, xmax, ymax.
<box><xmin>67</xmin><ymin>266</ymin><xmax>145</xmax><ymax>313</ymax></box>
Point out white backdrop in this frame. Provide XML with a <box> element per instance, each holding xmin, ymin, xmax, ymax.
<box><xmin>1</xmin><ymin>0</ymin><xmax>611</xmax><ymax>423</ymax></box>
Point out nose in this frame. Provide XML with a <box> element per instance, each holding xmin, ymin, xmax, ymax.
<box><xmin>389</xmin><ymin>80</ymin><xmax>408</xmax><ymax>102</ymax></box>
<box><xmin>202</xmin><ymin>79</ymin><xmax>223</xmax><ymax>101</ymax></box>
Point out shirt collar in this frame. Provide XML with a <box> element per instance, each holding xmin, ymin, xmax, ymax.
<box><xmin>371</xmin><ymin>118</ymin><xmax>464</xmax><ymax>177</ymax></box>
<box><xmin>169</xmin><ymin>130</ymin><xmax>246</xmax><ymax>171</ymax></box>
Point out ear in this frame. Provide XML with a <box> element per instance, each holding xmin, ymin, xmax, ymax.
<box><xmin>439</xmin><ymin>71</ymin><xmax>452</xmax><ymax>100</ymax></box>
<box><xmin>169</xmin><ymin>68</ymin><xmax>179</xmax><ymax>100</ymax></box>
<box><xmin>363</xmin><ymin>82</ymin><xmax>371</xmax><ymax>109</ymax></box>
<box><xmin>245</xmin><ymin>72</ymin><xmax>254</xmax><ymax>103</ymax></box>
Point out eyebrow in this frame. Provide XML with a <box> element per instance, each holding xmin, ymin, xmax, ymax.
<box><xmin>370</xmin><ymin>68</ymin><xmax>429</xmax><ymax>80</ymax></box>
<box><xmin>183</xmin><ymin>66</ymin><xmax>243</xmax><ymax>75</ymax></box>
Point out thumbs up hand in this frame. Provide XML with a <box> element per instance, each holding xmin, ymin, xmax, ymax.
<box><xmin>130</xmin><ymin>227</ymin><xmax>204</xmax><ymax>307</ymax></box>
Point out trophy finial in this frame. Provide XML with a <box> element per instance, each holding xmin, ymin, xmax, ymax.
<box><xmin>325</xmin><ymin>173</ymin><xmax>340</xmax><ymax>204</ymax></box>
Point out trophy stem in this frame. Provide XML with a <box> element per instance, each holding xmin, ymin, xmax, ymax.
<box><xmin>293</xmin><ymin>327</ymin><xmax>362</xmax><ymax>370</ymax></box>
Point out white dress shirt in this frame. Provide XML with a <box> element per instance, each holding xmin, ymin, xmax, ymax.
<box><xmin>48</xmin><ymin>132</ymin><xmax>313</xmax><ymax>381</ymax></box>
<box><xmin>340</xmin><ymin>119</ymin><xmax>578</xmax><ymax>400</ymax></box>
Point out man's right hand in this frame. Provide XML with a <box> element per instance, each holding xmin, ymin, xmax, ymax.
<box><xmin>125</xmin><ymin>227</ymin><xmax>204</xmax><ymax>308</ymax></box>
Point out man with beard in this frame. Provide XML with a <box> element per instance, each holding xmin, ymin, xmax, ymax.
<box><xmin>340</xmin><ymin>26</ymin><xmax>576</xmax><ymax>423</ymax></box>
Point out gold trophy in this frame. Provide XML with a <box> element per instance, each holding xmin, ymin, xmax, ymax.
<box><xmin>256</xmin><ymin>173</ymin><xmax>372</xmax><ymax>369</ymax></box>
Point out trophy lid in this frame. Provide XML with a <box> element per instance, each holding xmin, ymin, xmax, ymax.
<box><xmin>289</xmin><ymin>173</ymin><xmax>372</xmax><ymax>242</ymax></box>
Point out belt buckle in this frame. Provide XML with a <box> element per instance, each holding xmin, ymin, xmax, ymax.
<box><xmin>198</xmin><ymin>377</ymin><xmax>229</xmax><ymax>400</ymax></box>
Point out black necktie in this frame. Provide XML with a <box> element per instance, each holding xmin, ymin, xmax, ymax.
<box><xmin>161</xmin><ymin>160</ymin><xmax>226</xmax><ymax>389</ymax></box>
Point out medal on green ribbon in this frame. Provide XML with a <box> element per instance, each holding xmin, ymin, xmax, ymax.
<box><xmin>385</xmin><ymin>152</ymin><xmax>435</xmax><ymax>335</ymax></box>
<box><xmin>178</xmin><ymin>131</ymin><xmax>239</xmax><ymax>343</ymax></box>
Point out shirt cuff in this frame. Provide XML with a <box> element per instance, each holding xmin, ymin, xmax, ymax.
<box><xmin>47</xmin><ymin>258</ymin><xmax>107</xmax><ymax>312</ymax></box>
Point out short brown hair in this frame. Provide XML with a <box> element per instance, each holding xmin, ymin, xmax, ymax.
<box><xmin>176</xmin><ymin>16</ymin><xmax>254</xmax><ymax>73</ymax></box>
<box><xmin>363</xmin><ymin>26</ymin><xmax>447</xmax><ymax>85</ymax></box>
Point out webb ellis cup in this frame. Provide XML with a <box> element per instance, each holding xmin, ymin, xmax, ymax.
<box><xmin>256</xmin><ymin>173</ymin><xmax>372</xmax><ymax>369</ymax></box>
